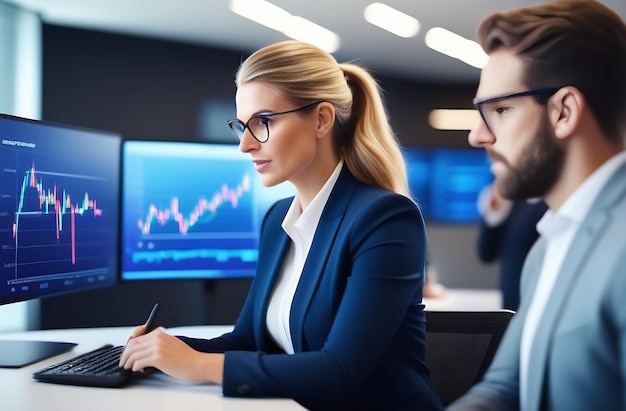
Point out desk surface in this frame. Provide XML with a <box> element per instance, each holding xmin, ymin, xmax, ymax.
<box><xmin>0</xmin><ymin>325</ymin><xmax>306</xmax><ymax>411</ymax></box>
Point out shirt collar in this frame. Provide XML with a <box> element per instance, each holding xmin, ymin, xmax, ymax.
<box><xmin>282</xmin><ymin>160</ymin><xmax>344</xmax><ymax>238</ymax></box>
<box><xmin>560</xmin><ymin>150</ymin><xmax>626</xmax><ymax>223</ymax></box>
<box><xmin>538</xmin><ymin>150</ymin><xmax>626</xmax><ymax>236</ymax></box>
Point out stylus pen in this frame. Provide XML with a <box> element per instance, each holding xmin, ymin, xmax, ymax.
<box><xmin>143</xmin><ymin>302</ymin><xmax>160</xmax><ymax>334</ymax></box>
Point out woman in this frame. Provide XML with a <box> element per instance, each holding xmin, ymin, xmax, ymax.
<box><xmin>120</xmin><ymin>40</ymin><xmax>442</xmax><ymax>411</ymax></box>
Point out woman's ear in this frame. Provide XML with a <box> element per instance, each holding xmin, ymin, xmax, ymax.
<box><xmin>316</xmin><ymin>102</ymin><xmax>335</xmax><ymax>139</ymax></box>
<box><xmin>550</xmin><ymin>86</ymin><xmax>584</xmax><ymax>140</ymax></box>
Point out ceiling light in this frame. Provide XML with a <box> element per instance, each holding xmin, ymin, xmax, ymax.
<box><xmin>364</xmin><ymin>3</ymin><xmax>420</xmax><ymax>38</ymax></box>
<box><xmin>230</xmin><ymin>0</ymin><xmax>290</xmax><ymax>32</ymax></box>
<box><xmin>230</xmin><ymin>0</ymin><xmax>340</xmax><ymax>53</ymax></box>
<box><xmin>424</xmin><ymin>27</ymin><xmax>488</xmax><ymax>69</ymax></box>
<box><xmin>428</xmin><ymin>109</ymin><xmax>480</xmax><ymax>131</ymax></box>
<box><xmin>283</xmin><ymin>16</ymin><xmax>340</xmax><ymax>53</ymax></box>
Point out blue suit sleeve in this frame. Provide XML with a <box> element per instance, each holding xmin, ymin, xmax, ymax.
<box><xmin>221</xmin><ymin>194</ymin><xmax>431</xmax><ymax>409</ymax></box>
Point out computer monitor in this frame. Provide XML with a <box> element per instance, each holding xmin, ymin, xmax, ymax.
<box><xmin>402</xmin><ymin>147</ymin><xmax>432</xmax><ymax>219</ymax></box>
<box><xmin>428</xmin><ymin>148</ymin><xmax>493</xmax><ymax>223</ymax></box>
<box><xmin>0</xmin><ymin>113</ymin><xmax>121</xmax><ymax>367</ymax></box>
<box><xmin>121</xmin><ymin>140</ymin><xmax>295</xmax><ymax>281</ymax></box>
<box><xmin>402</xmin><ymin>147</ymin><xmax>493</xmax><ymax>223</ymax></box>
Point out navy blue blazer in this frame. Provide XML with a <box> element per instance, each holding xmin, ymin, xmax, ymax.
<box><xmin>478</xmin><ymin>200</ymin><xmax>548</xmax><ymax>310</ymax></box>
<box><xmin>179</xmin><ymin>166</ymin><xmax>443</xmax><ymax>411</ymax></box>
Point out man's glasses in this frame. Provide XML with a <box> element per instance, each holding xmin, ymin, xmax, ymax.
<box><xmin>227</xmin><ymin>101</ymin><xmax>321</xmax><ymax>143</ymax></box>
<box><xmin>473</xmin><ymin>87</ymin><xmax>561</xmax><ymax>133</ymax></box>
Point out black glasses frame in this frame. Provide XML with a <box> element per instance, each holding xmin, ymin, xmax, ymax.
<box><xmin>227</xmin><ymin>101</ymin><xmax>321</xmax><ymax>143</ymax></box>
<box><xmin>473</xmin><ymin>87</ymin><xmax>561</xmax><ymax>133</ymax></box>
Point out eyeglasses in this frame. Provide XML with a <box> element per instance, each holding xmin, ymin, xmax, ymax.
<box><xmin>227</xmin><ymin>101</ymin><xmax>321</xmax><ymax>143</ymax></box>
<box><xmin>473</xmin><ymin>87</ymin><xmax>561</xmax><ymax>134</ymax></box>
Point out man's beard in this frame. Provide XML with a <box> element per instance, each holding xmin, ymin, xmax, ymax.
<box><xmin>489</xmin><ymin>114</ymin><xmax>564</xmax><ymax>200</ymax></box>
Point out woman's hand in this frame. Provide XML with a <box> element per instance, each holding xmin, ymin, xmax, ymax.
<box><xmin>118</xmin><ymin>327</ymin><xmax>224</xmax><ymax>384</ymax></box>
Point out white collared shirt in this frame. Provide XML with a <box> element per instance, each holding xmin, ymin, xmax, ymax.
<box><xmin>265</xmin><ymin>160</ymin><xmax>344</xmax><ymax>354</ymax></box>
<box><xmin>519</xmin><ymin>150</ymin><xmax>626</xmax><ymax>410</ymax></box>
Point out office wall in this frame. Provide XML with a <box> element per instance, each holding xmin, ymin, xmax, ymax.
<box><xmin>39</xmin><ymin>24</ymin><xmax>499</xmax><ymax>329</ymax></box>
<box><xmin>0</xmin><ymin>2</ymin><xmax>41</xmax><ymax>332</ymax></box>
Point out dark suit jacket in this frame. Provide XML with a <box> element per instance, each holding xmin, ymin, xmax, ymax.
<box><xmin>478</xmin><ymin>200</ymin><xmax>548</xmax><ymax>310</ymax></box>
<box><xmin>179</xmin><ymin>166</ymin><xmax>443</xmax><ymax>411</ymax></box>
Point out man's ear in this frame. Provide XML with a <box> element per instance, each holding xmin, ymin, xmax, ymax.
<box><xmin>550</xmin><ymin>86</ymin><xmax>584</xmax><ymax>140</ymax></box>
<box><xmin>316</xmin><ymin>102</ymin><xmax>335</xmax><ymax>139</ymax></box>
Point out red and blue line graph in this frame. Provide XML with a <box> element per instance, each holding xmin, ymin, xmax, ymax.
<box><xmin>8</xmin><ymin>159</ymin><xmax>113</xmax><ymax>280</ymax></box>
<box><xmin>121</xmin><ymin>141</ymin><xmax>295</xmax><ymax>280</ymax></box>
<box><xmin>0</xmin><ymin>114</ymin><xmax>120</xmax><ymax>305</ymax></box>
<box><xmin>137</xmin><ymin>174</ymin><xmax>251</xmax><ymax>236</ymax></box>
<box><xmin>13</xmin><ymin>162</ymin><xmax>103</xmax><ymax>265</ymax></box>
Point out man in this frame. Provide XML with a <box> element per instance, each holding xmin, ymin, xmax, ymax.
<box><xmin>448</xmin><ymin>1</ymin><xmax>626</xmax><ymax>410</ymax></box>
<box><xmin>476</xmin><ymin>184</ymin><xmax>547</xmax><ymax>310</ymax></box>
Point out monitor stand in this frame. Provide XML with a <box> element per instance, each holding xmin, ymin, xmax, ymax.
<box><xmin>0</xmin><ymin>340</ymin><xmax>77</xmax><ymax>368</ymax></box>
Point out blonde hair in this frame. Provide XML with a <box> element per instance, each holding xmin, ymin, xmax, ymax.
<box><xmin>235</xmin><ymin>40</ymin><xmax>410</xmax><ymax>197</ymax></box>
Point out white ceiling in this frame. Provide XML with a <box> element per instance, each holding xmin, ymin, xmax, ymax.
<box><xmin>7</xmin><ymin>0</ymin><xmax>626</xmax><ymax>85</ymax></box>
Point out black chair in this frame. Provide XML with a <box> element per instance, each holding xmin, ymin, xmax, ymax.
<box><xmin>424</xmin><ymin>310</ymin><xmax>515</xmax><ymax>406</ymax></box>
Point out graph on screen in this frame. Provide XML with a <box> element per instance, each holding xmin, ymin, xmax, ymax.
<box><xmin>0</xmin><ymin>115</ymin><xmax>120</xmax><ymax>304</ymax></box>
<box><xmin>13</xmin><ymin>161</ymin><xmax>107</xmax><ymax>271</ymax></box>
<box><xmin>121</xmin><ymin>141</ymin><xmax>294</xmax><ymax>280</ymax></box>
<box><xmin>136</xmin><ymin>173</ymin><xmax>251</xmax><ymax>236</ymax></box>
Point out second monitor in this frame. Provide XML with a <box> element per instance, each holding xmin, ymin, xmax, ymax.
<box><xmin>121</xmin><ymin>141</ymin><xmax>295</xmax><ymax>281</ymax></box>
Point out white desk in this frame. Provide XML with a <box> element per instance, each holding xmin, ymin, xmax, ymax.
<box><xmin>0</xmin><ymin>326</ymin><xmax>306</xmax><ymax>411</ymax></box>
<box><xmin>424</xmin><ymin>288</ymin><xmax>502</xmax><ymax>312</ymax></box>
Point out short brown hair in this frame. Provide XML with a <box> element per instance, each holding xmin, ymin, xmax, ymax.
<box><xmin>477</xmin><ymin>0</ymin><xmax>626</xmax><ymax>141</ymax></box>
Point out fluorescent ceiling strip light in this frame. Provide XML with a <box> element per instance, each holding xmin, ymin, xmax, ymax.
<box><xmin>428</xmin><ymin>109</ymin><xmax>480</xmax><ymax>131</ymax></box>
<box><xmin>230</xmin><ymin>0</ymin><xmax>290</xmax><ymax>31</ymax></box>
<box><xmin>283</xmin><ymin>16</ymin><xmax>340</xmax><ymax>52</ymax></box>
<box><xmin>364</xmin><ymin>3</ymin><xmax>419</xmax><ymax>38</ymax></box>
<box><xmin>425</xmin><ymin>27</ymin><xmax>488</xmax><ymax>69</ymax></box>
<box><xmin>230</xmin><ymin>0</ymin><xmax>340</xmax><ymax>53</ymax></box>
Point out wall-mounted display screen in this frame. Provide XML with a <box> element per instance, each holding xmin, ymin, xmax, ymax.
<box><xmin>403</xmin><ymin>147</ymin><xmax>493</xmax><ymax>223</ymax></box>
<box><xmin>121</xmin><ymin>141</ymin><xmax>294</xmax><ymax>280</ymax></box>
